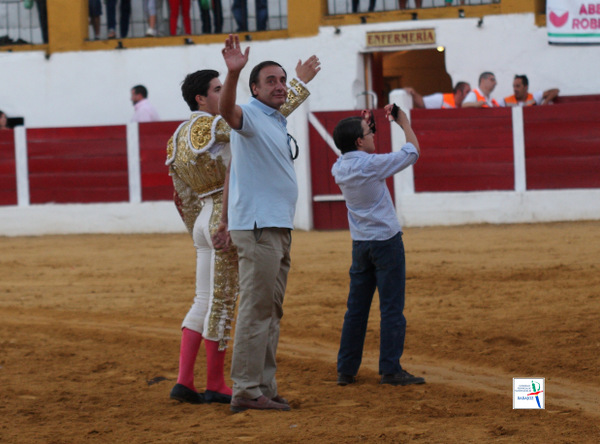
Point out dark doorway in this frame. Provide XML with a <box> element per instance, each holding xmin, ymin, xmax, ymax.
<box><xmin>368</xmin><ymin>48</ymin><xmax>453</xmax><ymax>108</ymax></box>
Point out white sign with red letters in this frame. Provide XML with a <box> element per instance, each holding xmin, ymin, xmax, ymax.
<box><xmin>547</xmin><ymin>0</ymin><xmax>600</xmax><ymax>43</ymax></box>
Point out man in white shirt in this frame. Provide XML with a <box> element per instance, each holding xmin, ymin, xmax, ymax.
<box><xmin>405</xmin><ymin>82</ymin><xmax>471</xmax><ymax>109</ymax></box>
<box><xmin>130</xmin><ymin>84</ymin><xmax>160</xmax><ymax>122</ymax></box>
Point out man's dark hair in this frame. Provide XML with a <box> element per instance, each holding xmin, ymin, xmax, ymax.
<box><xmin>333</xmin><ymin>117</ymin><xmax>364</xmax><ymax>154</ymax></box>
<box><xmin>453</xmin><ymin>81</ymin><xmax>469</xmax><ymax>94</ymax></box>
<box><xmin>181</xmin><ymin>70</ymin><xmax>220</xmax><ymax>111</ymax></box>
<box><xmin>514</xmin><ymin>74</ymin><xmax>529</xmax><ymax>87</ymax></box>
<box><xmin>132</xmin><ymin>85</ymin><xmax>148</xmax><ymax>98</ymax></box>
<box><xmin>478</xmin><ymin>71</ymin><xmax>495</xmax><ymax>84</ymax></box>
<box><xmin>248</xmin><ymin>61</ymin><xmax>287</xmax><ymax>97</ymax></box>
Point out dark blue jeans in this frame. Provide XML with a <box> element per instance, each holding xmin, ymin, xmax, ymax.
<box><xmin>337</xmin><ymin>232</ymin><xmax>407</xmax><ymax>376</ymax></box>
<box><xmin>232</xmin><ymin>0</ymin><xmax>268</xmax><ymax>31</ymax></box>
<box><xmin>200</xmin><ymin>0</ymin><xmax>223</xmax><ymax>34</ymax></box>
<box><xmin>106</xmin><ymin>0</ymin><xmax>131</xmax><ymax>37</ymax></box>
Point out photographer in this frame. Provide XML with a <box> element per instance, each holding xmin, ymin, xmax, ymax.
<box><xmin>332</xmin><ymin>105</ymin><xmax>425</xmax><ymax>387</ymax></box>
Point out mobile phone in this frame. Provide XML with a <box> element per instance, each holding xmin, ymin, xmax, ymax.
<box><xmin>391</xmin><ymin>104</ymin><xmax>400</xmax><ymax>120</ymax></box>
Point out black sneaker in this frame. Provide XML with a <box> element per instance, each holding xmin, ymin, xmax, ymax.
<box><xmin>337</xmin><ymin>373</ymin><xmax>356</xmax><ymax>386</ymax></box>
<box><xmin>380</xmin><ymin>370</ymin><xmax>425</xmax><ymax>386</ymax></box>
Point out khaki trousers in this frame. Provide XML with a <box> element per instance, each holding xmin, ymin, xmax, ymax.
<box><xmin>230</xmin><ymin>227</ymin><xmax>291</xmax><ymax>400</ymax></box>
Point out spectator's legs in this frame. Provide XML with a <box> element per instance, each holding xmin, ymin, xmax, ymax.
<box><xmin>106</xmin><ymin>0</ymin><xmax>117</xmax><ymax>38</ymax></box>
<box><xmin>352</xmin><ymin>0</ymin><xmax>359</xmax><ymax>13</ymax></box>
<box><xmin>368</xmin><ymin>0</ymin><xmax>376</xmax><ymax>12</ymax></box>
<box><xmin>255</xmin><ymin>0</ymin><xmax>268</xmax><ymax>31</ymax></box>
<box><xmin>400</xmin><ymin>0</ymin><xmax>421</xmax><ymax>9</ymax></box>
<box><xmin>169</xmin><ymin>0</ymin><xmax>180</xmax><ymax>35</ymax></box>
<box><xmin>231</xmin><ymin>0</ymin><xmax>248</xmax><ymax>32</ymax></box>
<box><xmin>200</xmin><ymin>0</ymin><xmax>211</xmax><ymax>33</ymax></box>
<box><xmin>91</xmin><ymin>16</ymin><xmax>101</xmax><ymax>39</ymax></box>
<box><xmin>181</xmin><ymin>0</ymin><xmax>191</xmax><ymax>34</ymax></box>
<box><xmin>213</xmin><ymin>0</ymin><xmax>223</xmax><ymax>33</ymax></box>
<box><xmin>120</xmin><ymin>0</ymin><xmax>132</xmax><ymax>38</ymax></box>
<box><xmin>155</xmin><ymin>0</ymin><xmax>169</xmax><ymax>36</ymax></box>
<box><xmin>145</xmin><ymin>0</ymin><xmax>157</xmax><ymax>35</ymax></box>
<box><xmin>34</xmin><ymin>0</ymin><xmax>48</xmax><ymax>43</ymax></box>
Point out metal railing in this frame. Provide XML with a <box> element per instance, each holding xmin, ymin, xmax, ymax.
<box><xmin>1</xmin><ymin>0</ymin><xmax>503</xmax><ymax>47</ymax></box>
<box><xmin>328</xmin><ymin>0</ymin><xmax>501</xmax><ymax>15</ymax></box>
<box><xmin>0</xmin><ymin>0</ymin><xmax>45</xmax><ymax>45</ymax></box>
<box><xmin>0</xmin><ymin>0</ymin><xmax>288</xmax><ymax>45</ymax></box>
<box><xmin>90</xmin><ymin>0</ymin><xmax>289</xmax><ymax>40</ymax></box>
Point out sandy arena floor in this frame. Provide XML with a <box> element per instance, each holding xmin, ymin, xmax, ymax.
<box><xmin>1</xmin><ymin>221</ymin><xmax>599</xmax><ymax>443</ymax></box>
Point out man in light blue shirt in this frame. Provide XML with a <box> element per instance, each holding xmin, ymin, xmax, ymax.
<box><xmin>219</xmin><ymin>34</ymin><xmax>321</xmax><ymax>412</ymax></box>
<box><xmin>332</xmin><ymin>105</ymin><xmax>426</xmax><ymax>387</ymax></box>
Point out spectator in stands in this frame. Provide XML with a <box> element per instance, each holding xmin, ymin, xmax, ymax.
<box><xmin>501</xmin><ymin>75</ymin><xmax>559</xmax><ymax>107</ymax></box>
<box><xmin>404</xmin><ymin>82</ymin><xmax>471</xmax><ymax>109</ymax></box>
<box><xmin>232</xmin><ymin>0</ymin><xmax>268</xmax><ymax>32</ymax></box>
<box><xmin>155</xmin><ymin>0</ymin><xmax>170</xmax><ymax>36</ymax></box>
<box><xmin>33</xmin><ymin>0</ymin><xmax>48</xmax><ymax>43</ymax></box>
<box><xmin>0</xmin><ymin>111</ymin><xmax>9</xmax><ymax>130</ymax></box>
<box><xmin>352</xmin><ymin>0</ymin><xmax>376</xmax><ymax>13</ymax></box>
<box><xmin>462</xmin><ymin>72</ymin><xmax>500</xmax><ymax>108</ymax></box>
<box><xmin>106</xmin><ymin>0</ymin><xmax>131</xmax><ymax>39</ymax></box>
<box><xmin>130</xmin><ymin>85</ymin><xmax>160</xmax><ymax>122</ymax></box>
<box><xmin>144</xmin><ymin>0</ymin><xmax>158</xmax><ymax>36</ymax></box>
<box><xmin>399</xmin><ymin>0</ymin><xmax>422</xmax><ymax>9</ymax></box>
<box><xmin>200</xmin><ymin>0</ymin><xmax>223</xmax><ymax>34</ymax></box>
<box><xmin>89</xmin><ymin>0</ymin><xmax>102</xmax><ymax>40</ymax></box>
<box><xmin>169</xmin><ymin>0</ymin><xmax>192</xmax><ymax>35</ymax></box>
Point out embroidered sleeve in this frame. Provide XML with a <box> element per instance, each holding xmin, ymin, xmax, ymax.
<box><xmin>214</xmin><ymin>117</ymin><xmax>231</xmax><ymax>143</ymax></box>
<box><xmin>280</xmin><ymin>77</ymin><xmax>310</xmax><ymax>117</ymax></box>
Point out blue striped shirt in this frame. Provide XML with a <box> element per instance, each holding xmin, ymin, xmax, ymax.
<box><xmin>331</xmin><ymin>144</ymin><xmax>419</xmax><ymax>241</ymax></box>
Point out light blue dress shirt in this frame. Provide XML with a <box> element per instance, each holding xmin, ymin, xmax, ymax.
<box><xmin>331</xmin><ymin>144</ymin><xmax>419</xmax><ymax>241</ymax></box>
<box><xmin>228</xmin><ymin>98</ymin><xmax>298</xmax><ymax>230</ymax></box>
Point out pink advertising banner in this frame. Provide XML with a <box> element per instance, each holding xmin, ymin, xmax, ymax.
<box><xmin>547</xmin><ymin>1</ymin><xmax>600</xmax><ymax>43</ymax></box>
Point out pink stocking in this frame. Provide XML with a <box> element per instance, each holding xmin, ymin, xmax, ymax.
<box><xmin>205</xmin><ymin>340</ymin><xmax>232</xmax><ymax>395</ymax></box>
<box><xmin>176</xmin><ymin>327</ymin><xmax>203</xmax><ymax>391</ymax></box>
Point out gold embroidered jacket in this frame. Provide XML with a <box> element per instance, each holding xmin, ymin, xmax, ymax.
<box><xmin>166</xmin><ymin>77</ymin><xmax>310</xmax><ymax>234</ymax></box>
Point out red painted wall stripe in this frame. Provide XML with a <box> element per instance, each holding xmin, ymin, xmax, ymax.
<box><xmin>0</xmin><ymin>131</ymin><xmax>18</xmax><ymax>205</ymax></box>
<box><xmin>139</xmin><ymin>121</ymin><xmax>180</xmax><ymax>201</ymax></box>
<box><xmin>411</xmin><ymin>108</ymin><xmax>514</xmax><ymax>192</ymax></box>
<box><xmin>524</xmin><ymin>102</ymin><xmax>600</xmax><ymax>189</ymax></box>
<box><xmin>27</xmin><ymin>126</ymin><xmax>129</xmax><ymax>204</ymax></box>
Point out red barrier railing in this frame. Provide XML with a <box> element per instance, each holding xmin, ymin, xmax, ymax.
<box><xmin>411</xmin><ymin>107</ymin><xmax>514</xmax><ymax>192</ymax></box>
<box><xmin>139</xmin><ymin>121</ymin><xmax>180</xmax><ymax>201</ymax></box>
<box><xmin>524</xmin><ymin>102</ymin><xmax>600</xmax><ymax>189</ymax></box>
<box><xmin>0</xmin><ymin>130</ymin><xmax>17</xmax><ymax>206</ymax></box>
<box><xmin>26</xmin><ymin>126</ymin><xmax>129</xmax><ymax>204</ymax></box>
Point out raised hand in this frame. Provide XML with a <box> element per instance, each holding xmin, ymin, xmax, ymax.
<box><xmin>222</xmin><ymin>34</ymin><xmax>250</xmax><ymax>73</ymax></box>
<box><xmin>295</xmin><ymin>55</ymin><xmax>321</xmax><ymax>84</ymax></box>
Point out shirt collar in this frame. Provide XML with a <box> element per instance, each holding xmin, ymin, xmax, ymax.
<box><xmin>249</xmin><ymin>97</ymin><xmax>282</xmax><ymax>116</ymax></box>
<box><xmin>342</xmin><ymin>150</ymin><xmax>368</xmax><ymax>158</ymax></box>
